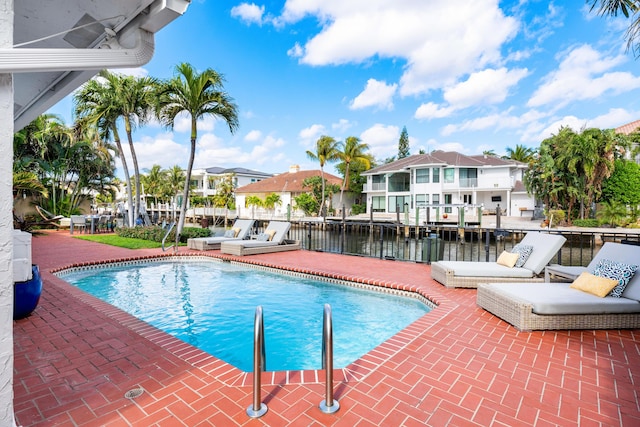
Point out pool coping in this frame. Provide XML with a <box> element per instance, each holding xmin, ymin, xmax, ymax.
<box><xmin>49</xmin><ymin>252</ymin><xmax>453</xmax><ymax>387</ymax></box>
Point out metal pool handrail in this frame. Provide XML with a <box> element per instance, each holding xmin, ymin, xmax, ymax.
<box><xmin>319</xmin><ymin>303</ymin><xmax>340</xmax><ymax>413</ymax></box>
<box><xmin>247</xmin><ymin>306</ymin><xmax>267</xmax><ymax>418</ymax></box>
<box><xmin>161</xmin><ymin>222</ymin><xmax>176</xmax><ymax>252</ymax></box>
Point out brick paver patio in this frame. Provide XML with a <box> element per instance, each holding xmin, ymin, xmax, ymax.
<box><xmin>13</xmin><ymin>230</ymin><xmax>640</xmax><ymax>426</ymax></box>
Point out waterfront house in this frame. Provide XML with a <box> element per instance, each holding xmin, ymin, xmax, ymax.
<box><xmin>235</xmin><ymin>165</ymin><xmax>345</xmax><ymax>218</ymax></box>
<box><xmin>189</xmin><ymin>166</ymin><xmax>273</xmax><ymax>198</ymax></box>
<box><xmin>362</xmin><ymin>151</ymin><xmax>535</xmax><ymax>218</ymax></box>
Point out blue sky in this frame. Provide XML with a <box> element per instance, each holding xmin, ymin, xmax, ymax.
<box><xmin>49</xmin><ymin>0</ymin><xmax>640</xmax><ymax>177</ymax></box>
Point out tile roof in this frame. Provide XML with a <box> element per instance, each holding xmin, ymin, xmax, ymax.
<box><xmin>365</xmin><ymin>151</ymin><xmax>522</xmax><ymax>174</ymax></box>
<box><xmin>615</xmin><ymin>119</ymin><xmax>640</xmax><ymax>135</ymax></box>
<box><xmin>235</xmin><ymin>170</ymin><xmax>342</xmax><ymax>193</ymax></box>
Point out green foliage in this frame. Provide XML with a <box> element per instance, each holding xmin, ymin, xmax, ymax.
<box><xmin>351</xmin><ymin>203</ymin><xmax>366</xmax><ymax>215</ymax></box>
<box><xmin>116</xmin><ymin>225</ymin><xmax>210</xmax><ymax>243</ymax></box>
<box><xmin>293</xmin><ymin>192</ymin><xmax>318</xmax><ymax>215</ymax></box>
<box><xmin>547</xmin><ymin>209</ymin><xmax>565</xmax><ymax>226</ymax></box>
<box><xmin>398</xmin><ymin>126</ymin><xmax>410</xmax><ymax>159</ymax></box>
<box><xmin>572</xmin><ymin>219</ymin><xmax>600</xmax><ymax>227</ymax></box>
<box><xmin>597</xmin><ymin>200</ymin><xmax>629</xmax><ymax>227</ymax></box>
<box><xmin>601</xmin><ymin>159</ymin><xmax>640</xmax><ymax>205</ymax></box>
<box><xmin>74</xmin><ymin>234</ymin><xmax>163</xmax><ymax>249</ymax></box>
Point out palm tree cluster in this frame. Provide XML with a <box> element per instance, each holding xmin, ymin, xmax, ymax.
<box><xmin>71</xmin><ymin>63</ymin><xmax>238</xmax><ymax>244</ymax></box>
<box><xmin>306</xmin><ymin>135</ymin><xmax>373</xmax><ymax>216</ymax></box>
<box><xmin>523</xmin><ymin>126</ymin><xmax>629</xmax><ymax>222</ymax></box>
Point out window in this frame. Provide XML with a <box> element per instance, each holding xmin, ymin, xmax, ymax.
<box><xmin>443</xmin><ymin>168</ymin><xmax>454</xmax><ymax>183</ymax></box>
<box><xmin>432</xmin><ymin>194</ymin><xmax>440</xmax><ymax>205</ymax></box>
<box><xmin>444</xmin><ymin>194</ymin><xmax>452</xmax><ymax>213</ymax></box>
<box><xmin>372</xmin><ymin>175</ymin><xmax>385</xmax><ymax>191</ymax></box>
<box><xmin>388</xmin><ymin>173</ymin><xmax>410</xmax><ymax>192</ymax></box>
<box><xmin>416</xmin><ymin>194</ymin><xmax>429</xmax><ymax>207</ymax></box>
<box><xmin>459</xmin><ymin>168</ymin><xmax>478</xmax><ymax>187</ymax></box>
<box><xmin>388</xmin><ymin>195</ymin><xmax>410</xmax><ymax>212</ymax></box>
<box><xmin>432</xmin><ymin>167</ymin><xmax>440</xmax><ymax>183</ymax></box>
<box><xmin>491</xmin><ymin>196</ymin><xmax>502</xmax><ymax>202</ymax></box>
<box><xmin>463</xmin><ymin>194</ymin><xmax>473</xmax><ymax>204</ymax></box>
<box><xmin>371</xmin><ymin>196</ymin><xmax>386</xmax><ymax>212</ymax></box>
<box><xmin>416</xmin><ymin>168</ymin><xmax>430</xmax><ymax>183</ymax></box>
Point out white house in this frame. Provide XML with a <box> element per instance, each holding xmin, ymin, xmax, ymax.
<box><xmin>189</xmin><ymin>166</ymin><xmax>273</xmax><ymax>198</ymax></box>
<box><xmin>362</xmin><ymin>151</ymin><xmax>535</xmax><ymax>218</ymax></box>
<box><xmin>1</xmin><ymin>1</ymin><xmax>190</xmax><ymax>424</ymax></box>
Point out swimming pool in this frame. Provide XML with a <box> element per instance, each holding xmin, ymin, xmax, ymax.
<box><xmin>59</xmin><ymin>258</ymin><xmax>432</xmax><ymax>372</ymax></box>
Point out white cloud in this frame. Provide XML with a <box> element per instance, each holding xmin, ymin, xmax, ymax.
<box><xmin>171</xmin><ymin>113</ymin><xmax>215</xmax><ymax>133</ymax></box>
<box><xmin>278</xmin><ymin>0</ymin><xmax>518</xmax><ymax>96</ymax></box>
<box><xmin>231</xmin><ymin>3</ymin><xmax>266</xmax><ymax>25</ymax></box>
<box><xmin>432</xmin><ymin>141</ymin><xmax>468</xmax><ymax>153</ymax></box>
<box><xmin>244</xmin><ymin>130</ymin><xmax>262</xmax><ymax>142</ymax></box>
<box><xmin>528</xmin><ymin>44</ymin><xmax>640</xmax><ymax>109</ymax></box>
<box><xmin>415</xmin><ymin>102</ymin><xmax>455</xmax><ymax>120</ymax></box>
<box><xmin>444</xmin><ymin>67</ymin><xmax>529</xmax><ymax>108</ymax></box>
<box><xmin>298</xmin><ymin>124</ymin><xmax>326</xmax><ymax>147</ymax></box>
<box><xmin>106</xmin><ymin>67</ymin><xmax>149</xmax><ymax>78</ymax></box>
<box><xmin>120</xmin><ymin>134</ymin><xmax>188</xmax><ymax>172</ymax></box>
<box><xmin>349</xmin><ymin>78</ymin><xmax>397</xmax><ymax>110</ymax></box>
<box><xmin>359</xmin><ymin>123</ymin><xmax>399</xmax><ymax>158</ymax></box>
<box><xmin>331</xmin><ymin>119</ymin><xmax>353</xmax><ymax>133</ymax></box>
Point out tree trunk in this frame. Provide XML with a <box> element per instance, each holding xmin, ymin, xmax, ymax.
<box><xmin>176</xmin><ymin>135</ymin><xmax>197</xmax><ymax>248</ymax></box>
<box><xmin>112</xmin><ymin>127</ymin><xmax>134</xmax><ymax>227</ymax></box>
<box><xmin>125</xmin><ymin>118</ymin><xmax>142</xmax><ymax>224</ymax></box>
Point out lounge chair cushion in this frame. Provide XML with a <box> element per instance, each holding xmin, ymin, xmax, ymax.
<box><xmin>593</xmin><ymin>259</ymin><xmax>638</xmax><ymax>298</ymax></box>
<box><xmin>224</xmin><ymin>229</ymin><xmax>236</xmax><ymax>238</ymax></box>
<box><xmin>511</xmin><ymin>244</ymin><xmax>533</xmax><ymax>268</ymax></box>
<box><xmin>484</xmin><ymin>282</ymin><xmax>640</xmax><ymax>315</ymax></box>
<box><xmin>437</xmin><ymin>261</ymin><xmax>535</xmax><ymax>278</ymax></box>
<box><xmin>570</xmin><ymin>272</ymin><xmax>618</xmax><ymax>298</ymax></box>
<box><xmin>518</xmin><ymin>232</ymin><xmax>567</xmax><ymax>274</ymax></box>
<box><xmin>497</xmin><ymin>251</ymin><xmax>519</xmax><ymax>268</ymax></box>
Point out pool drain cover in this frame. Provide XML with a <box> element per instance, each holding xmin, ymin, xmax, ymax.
<box><xmin>124</xmin><ymin>387</ymin><xmax>144</xmax><ymax>399</ymax></box>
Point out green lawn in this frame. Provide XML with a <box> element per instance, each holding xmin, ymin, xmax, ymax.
<box><xmin>73</xmin><ymin>234</ymin><xmax>163</xmax><ymax>249</ymax></box>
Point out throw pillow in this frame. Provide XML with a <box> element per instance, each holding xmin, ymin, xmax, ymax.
<box><xmin>496</xmin><ymin>251</ymin><xmax>519</xmax><ymax>268</ymax></box>
<box><xmin>232</xmin><ymin>227</ymin><xmax>242</xmax><ymax>237</ymax></box>
<box><xmin>570</xmin><ymin>272</ymin><xmax>619</xmax><ymax>297</ymax></box>
<box><xmin>223</xmin><ymin>229</ymin><xmax>236</xmax><ymax>238</ymax></box>
<box><xmin>593</xmin><ymin>259</ymin><xmax>638</xmax><ymax>298</ymax></box>
<box><xmin>256</xmin><ymin>233</ymin><xmax>271</xmax><ymax>241</ymax></box>
<box><xmin>511</xmin><ymin>244</ymin><xmax>534</xmax><ymax>268</ymax></box>
<box><xmin>265</xmin><ymin>229</ymin><xmax>277</xmax><ymax>241</ymax></box>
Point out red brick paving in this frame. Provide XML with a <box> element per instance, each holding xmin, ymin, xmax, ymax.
<box><xmin>13</xmin><ymin>230</ymin><xmax>640</xmax><ymax>426</ymax></box>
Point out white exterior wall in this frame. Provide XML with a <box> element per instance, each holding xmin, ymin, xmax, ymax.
<box><xmin>0</xmin><ymin>0</ymin><xmax>15</xmax><ymax>424</ymax></box>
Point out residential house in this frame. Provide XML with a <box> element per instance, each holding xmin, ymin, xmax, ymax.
<box><xmin>615</xmin><ymin>119</ymin><xmax>640</xmax><ymax>163</ymax></box>
<box><xmin>362</xmin><ymin>151</ymin><xmax>535</xmax><ymax>218</ymax></box>
<box><xmin>235</xmin><ymin>165</ymin><xmax>344</xmax><ymax>218</ymax></box>
<box><xmin>189</xmin><ymin>166</ymin><xmax>273</xmax><ymax>198</ymax></box>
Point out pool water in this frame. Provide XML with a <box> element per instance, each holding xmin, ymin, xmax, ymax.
<box><xmin>59</xmin><ymin>260</ymin><xmax>431</xmax><ymax>371</ymax></box>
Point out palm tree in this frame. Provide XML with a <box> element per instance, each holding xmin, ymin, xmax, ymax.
<box><xmin>156</xmin><ymin>62</ymin><xmax>239</xmax><ymax>247</ymax></box>
<box><xmin>264</xmin><ymin>193</ymin><xmax>282</xmax><ymax>218</ymax></box>
<box><xmin>164</xmin><ymin>165</ymin><xmax>186</xmax><ymax>217</ymax></box>
<box><xmin>589</xmin><ymin>0</ymin><xmax>640</xmax><ymax>56</ymax></box>
<box><xmin>306</xmin><ymin>135</ymin><xmax>339</xmax><ymax>216</ymax></box>
<box><xmin>336</xmin><ymin>136</ymin><xmax>372</xmax><ymax>207</ymax></box>
<box><xmin>503</xmin><ymin>144</ymin><xmax>534</xmax><ymax>162</ymax></box>
<box><xmin>246</xmin><ymin>195</ymin><xmax>263</xmax><ymax>219</ymax></box>
<box><xmin>141</xmin><ymin>164</ymin><xmax>166</xmax><ymax>207</ymax></box>
<box><xmin>74</xmin><ymin>72</ymin><xmax>136</xmax><ymax>226</ymax></box>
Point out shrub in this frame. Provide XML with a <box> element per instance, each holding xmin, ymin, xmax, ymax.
<box><xmin>572</xmin><ymin>219</ymin><xmax>600</xmax><ymax>228</ymax></box>
<box><xmin>116</xmin><ymin>225</ymin><xmax>211</xmax><ymax>243</ymax></box>
<box><xmin>351</xmin><ymin>203</ymin><xmax>366</xmax><ymax>215</ymax></box>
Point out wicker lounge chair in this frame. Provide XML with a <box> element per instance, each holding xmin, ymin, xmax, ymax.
<box><xmin>187</xmin><ymin>219</ymin><xmax>255</xmax><ymax>250</ymax></box>
<box><xmin>477</xmin><ymin>242</ymin><xmax>640</xmax><ymax>331</ymax></box>
<box><xmin>220</xmin><ymin>221</ymin><xmax>300</xmax><ymax>256</ymax></box>
<box><xmin>431</xmin><ymin>232</ymin><xmax>567</xmax><ymax>288</ymax></box>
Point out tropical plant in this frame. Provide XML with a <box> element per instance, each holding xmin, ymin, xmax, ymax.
<box><xmin>263</xmin><ymin>193</ymin><xmax>282</xmax><ymax>218</ymax></box>
<box><xmin>164</xmin><ymin>165</ymin><xmax>186</xmax><ymax>209</ymax></box>
<box><xmin>300</xmin><ymin>176</ymin><xmax>340</xmax><ymax>215</ymax></box>
<box><xmin>306</xmin><ymin>135</ymin><xmax>339</xmax><ymax>217</ymax></box>
<box><xmin>503</xmin><ymin>144</ymin><xmax>534</xmax><ymax>162</ymax></box>
<box><xmin>601</xmin><ymin>159</ymin><xmax>640</xmax><ymax>206</ymax></box>
<box><xmin>293</xmin><ymin>192</ymin><xmax>317</xmax><ymax>216</ymax></box>
<box><xmin>336</xmin><ymin>136</ymin><xmax>372</xmax><ymax>206</ymax></box>
<box><xmin>245</xmin><ymin>195</ymin><xmax>263</xmax><ymax>218</ymax></box>
<box><xmin>140</xmin><ymin>164</ymin><xmax>167</xmax><ymax>207</ymax></box>
<box><xmin>589</xmin><ymin>0</ymin><xmax>640</xmax><ymax>57</ymax></box>
<box><xmin>597</xmin><ymin>200</ymin><xmax>629</xmax><ymax>227</ymax></box>
<box><xmin>156</xmin><ymin>63</ymin><xmax>239</xmax><ymax>247</ymax></box>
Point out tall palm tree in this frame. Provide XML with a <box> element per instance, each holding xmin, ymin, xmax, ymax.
<box><xmin>336</xmin><ymin>136</ymin><xmax>372</xmax><ymax>207</ymax></box>
<box><xmin>503</xmin><ymin>144</ymin><xmax>534</xmax><ymax>162</ymax></box>
<box><xmin>156</xmin><ymin>62</ymin><xmax>239</xmax><ymax>247</ymax></box>
<box><xmin>141</xmin><ymin>164</ymin><xmax>166</xmax><ymax>207</ymax></box>
<box><xmin>74</xmin><ymin>72</ymin><xmax>136</xmax><ymax>226</ymax></box>
<box><xmin>306</xmin><ymin>135</ymin><xmax>339</xmax><ymax>216</ymax></box>
<box><xmin>590</xmin><ymin>0</ymin><xmax>640</xmax><ymax>56</ymax></box>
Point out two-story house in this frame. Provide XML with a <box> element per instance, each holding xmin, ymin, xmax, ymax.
<box><xmin>189</xmin><ymin>167</ymin><xmax>273</xmax><ymax>198</ymax></box>
<box><xmin>362</xmin><ymin>151</ymin><xmax>535</xmax><ymax>217</ymax></box>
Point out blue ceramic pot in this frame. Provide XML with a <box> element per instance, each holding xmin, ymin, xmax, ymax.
<box><xmin>14</xmin><ymin>265</ymin><xmax>42</xmax><ymax>319</ymax></box>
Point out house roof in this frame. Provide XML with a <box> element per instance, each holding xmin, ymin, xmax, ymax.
<box><xmin>235</xmin><ymin>170</ymin><xmax>342</xmax><ymax>194</ymax></box>
<box><xmin>10</xmin><ymin>0</ymin><xmax>189</xmax><ymax>130</ymax></box>
<box><xmin>364</xmin><ymin>151</ymin><xmax>522</xmax><ymax>174</ymax></box>
<box><xmin>204</xmin><ymin>167</ymin><xmax>273</xmax><ymax>178</ymax></box>
<box><xmin>615</xmin><ymin>119</ymin><xmax>640</xmax><ymax>135</ymax></box>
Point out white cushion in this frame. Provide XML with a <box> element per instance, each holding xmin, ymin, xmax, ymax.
<box><xmin>437</xmin><ymin>261</ymin><xmax>535</xmax><ymax>278</ymax></box>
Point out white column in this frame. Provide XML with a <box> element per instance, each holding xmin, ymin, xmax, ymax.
<box><xmin>0</xmin><ymin>0</ymin><xmax>15</xmax><ymax>425</ymax></box>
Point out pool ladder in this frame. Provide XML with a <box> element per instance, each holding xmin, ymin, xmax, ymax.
<box><xmin>247</xmin><ymin>304</ymin><xmax>340</xmax><ymax>418</ymax></box>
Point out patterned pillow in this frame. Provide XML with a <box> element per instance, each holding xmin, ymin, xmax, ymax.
<box><xmin>511</xmin><ymin>244</ymin><xmax>534</xmax><ymax>268</ymax></box>
<box><xmin>223</xmin><ymin>229</ymin><xmax>236</xmax><ymax>238</ymax></box>
<box><xmin>593</xmin><ymin>259</ymin><xmax>638</xmax><ymax>298</ymax></box>
<box><xmin>256</xmin><ymin>233</ymin><xmax>271</xmax><ymax>241</ymax></box>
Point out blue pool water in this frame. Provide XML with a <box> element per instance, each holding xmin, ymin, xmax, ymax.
<box><xmin>59</xmin><ymin>260</ymin><xmax>431</xmax><ymax>372</ymax></box>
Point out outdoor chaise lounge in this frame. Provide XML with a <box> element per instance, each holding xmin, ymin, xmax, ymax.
<box><xmin>187</xmin><ymin>219</ymin><xmax>255</xmax><ymax>251</ymax></box>
<box><xmin>431</xmin><ymin>231</ymin><xmax>567</xmax><ymax>288</ymax></box>
<box><xmin>477</xmin><ymin>242</ymin><xmax>640</xmax><ymax>331</ymax></box>
<box><xmin>220</xmin><ymin>220</ymin><xmax>300</xmax><ymax>256</ymax></box>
